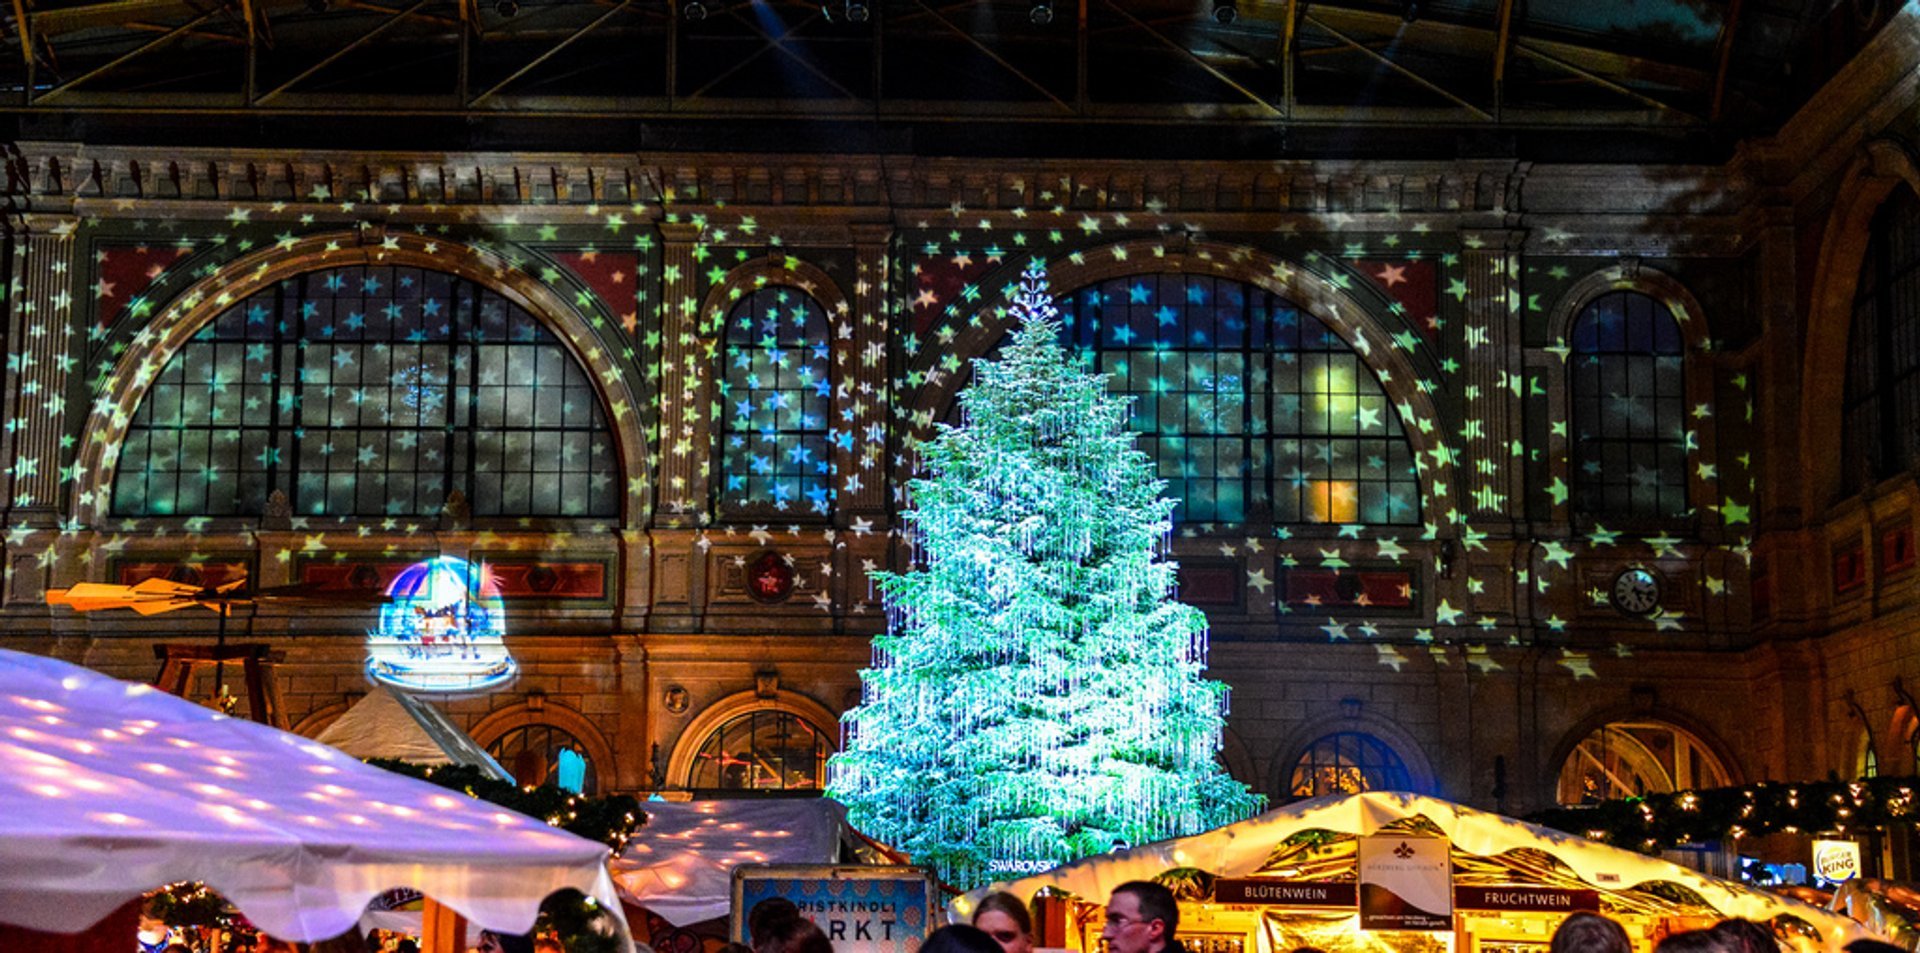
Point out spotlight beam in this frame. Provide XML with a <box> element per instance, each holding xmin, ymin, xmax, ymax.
<box><xmin>469</xmin><ymin>0</ymin><xmax>637</xmax><ymax>105</ymax></box>
<box><xmin>685</xmin><ymin>4</ymin><xmax>861</xmax><ymax>100</ymax></box>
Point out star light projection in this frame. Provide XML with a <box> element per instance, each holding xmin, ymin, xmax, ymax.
<box><xmin>830</xmin><ymin>266</ymin><xmax>1264</xmax><ymax>888</ymax></box>
<box><xmin>18</xmin><ymin>165</ymin><xmax>1757</xmax><ymax>685</ymax></box>
<box><xmin>365</xmin><ymin>556</ymin><xmax>517</xmax><ymax>693</ymax></box>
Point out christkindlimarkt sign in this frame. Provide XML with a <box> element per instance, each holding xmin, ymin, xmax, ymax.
<box><xmin>733</xmin><ymin>865</ymin><xmax>936</xmax><ymax>953</ymax></box>
<box><xmin>1358</xmin><ymin>836</ymin><xmax>1453</xmax><ymax>931</ymax></box>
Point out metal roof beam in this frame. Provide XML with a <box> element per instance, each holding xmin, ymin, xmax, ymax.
<box><xmin>252</xmin><ymin>0</ymin><xmax>429</xmax><ymax>106</ymax></box>
<box><xmin>1105</xmin><ymin>0</ymin><xmax>1280</xmax><ymax>117</ymax></box>
<box><xmin>35</xmin><ymin>9</ymin><xmax>215</xmax><ymax>104</ymax></box>
<box><xmin>1711</xmin><ymin>0</ymin><xmax>1745</xmax><ymax>120</ymax></box>
<box><xmin>469</xmin><ymin>0</ymin><xmax>632</xmax><ymax>106</ymax></box>
<box><xmin>907</xmin><ymin>0</ymin><xmax>1073</xmax><ymax>114</ymax></box>
<box><xmin>1512</xmin><ymin>40</ymin><xmax>1699</xmax><ymax>120</ymax></box>
<box><xmin>1304</xmin><ymin>12</ymin><xmax>1492</xmax><ymax>120</ymax></box>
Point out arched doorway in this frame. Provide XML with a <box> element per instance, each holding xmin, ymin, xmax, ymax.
<box><xmin>1555</xmin><ymin>720</ymin><xmax>1731</xmax><ymax>805</ymax></box>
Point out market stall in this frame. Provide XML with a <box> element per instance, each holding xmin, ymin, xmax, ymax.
<box><xmin>0</xmin><ymin>648</ymin><xmax>632</xmax><ymax>952</ymax></box>
<box><xmin>956</xmin><ymin>792</ymin><xmax>1877</xmax><ymax>953</ymax></box>
<box><xmin>314</xmin><ymin>681</ymin><xmax>514</xmax><ymax>781</ymax></box>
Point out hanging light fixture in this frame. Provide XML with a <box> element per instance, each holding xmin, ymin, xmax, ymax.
<box><xmin>1029</xmin><ymin>0</ymin><xmax>1054</xmax><ymax>24</ymax></box>
<box><xmin>683</xmin><ymin>0</ymin><xmax>709</xmax><ymax>19</ymax></box>
<box><xmin>845</xmin><ymin>0</ymin><xmax>870</xmax><ymax>21</ymax></box>
<box><xmin>1212</xmin><ymin>0</ymin><xmax>1237</xmax><ymax>23</ymax></box>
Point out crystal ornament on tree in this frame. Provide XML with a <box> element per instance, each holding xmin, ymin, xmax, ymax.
<box><xmin>829</xmin><ymin>264</ymin><xmax>1264</xmax><ymax>888</ymax></box>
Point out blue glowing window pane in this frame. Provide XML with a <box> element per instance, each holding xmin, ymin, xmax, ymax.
<box><xmin>1569</xmin><ymin>290</ymin><xmax>1688</xmax><ymax>521</ymax></box>
<box><xmin>716</xmin><ymin>286</ymin><xmax>834</xmax><ymax>517</ymax></box>
<box><xmin>1052</xmin><ymin>274</ymin><xmax>1421</xmax><ymax>527</ymax></box>
<box><xmin>114</xmin><ymin>266</ymin><xmax>620</xmax><ymax>518</ymax></box>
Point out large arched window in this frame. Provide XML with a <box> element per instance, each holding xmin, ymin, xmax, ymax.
<box><xmin>1054</xmin><ymin>274</ymin><xmax>1420</xmax><ymax>526</ymax></box>
<box><xmin>114</xmin><ymin>265</ymin><xmax>620</xmax><ymax>518</ymax></box>
<box><xmin>716</xmin><ymin>286</ymin><xmax>833</xmax><ymax>516</ymax></box>
<box><xmin>687</xmin><ymin>709</ymin><xmax>834</xmax><ymax>791</ymax></box>
<box><xmin>1569</xmin><ymin>291</ymin><xmax>1688</xmax><ymax>521</ymax></box>
<box><xmin>1843</xmin><ymin>186</ymin><xmax>1920</xmax><ymax>494</ymax></box>
<box><xmin>1555</xmin><ymin>721</ymin><xmax>1730</xmax><ymax>805</ymax></box>
<box><xmin>487</xmin><ymin>723</ymin><xmax>599</xmax><ymax>795</ymax></box>
<box><xmin>1288</xmin><ymin>731</ymin><xmax>1413</xmax><ymax>798</ymax></box>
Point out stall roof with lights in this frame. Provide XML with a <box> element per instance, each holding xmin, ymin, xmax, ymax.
<box><xmin>0</xmin><ymin>648</ymin><xmax>631</xmax><ymax>947</ymax></box>
<box><xmin>314</xmin><ymin>682</ymin><xmax>516</xmax><ymax>783</ymax></box>
<box><xmin>959</xmin><ymin>791</ymin><xmax>1876</xmax><ymax>951</ymax></box>
<box><xmin>612</xmin><ymin>798</ymin><xmax>853</xmax><ymax>926</ymax></box>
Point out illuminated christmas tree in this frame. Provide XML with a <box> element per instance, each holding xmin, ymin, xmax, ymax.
<box><xmin>829</xmin><ymin>264</ymin><xmax>1264</xmax><ymax>888</ymax></box>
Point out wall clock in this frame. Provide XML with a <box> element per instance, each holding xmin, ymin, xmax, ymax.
<box><xmin>1610</xmin><ymin>566</ymin><xmax>1663</xmax><ymax>617</ymax></box>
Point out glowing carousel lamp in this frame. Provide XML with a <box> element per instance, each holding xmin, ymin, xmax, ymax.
<box><xmin>365</xmin><ymin>556</ymin><xmax>518</xmax><ymax>693</ymax></box>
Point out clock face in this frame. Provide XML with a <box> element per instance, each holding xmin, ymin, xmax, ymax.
<box><xmin>1610</xmin><ymin>567</ymin><xmax>1662</xmax><ymax>616</ymax></box>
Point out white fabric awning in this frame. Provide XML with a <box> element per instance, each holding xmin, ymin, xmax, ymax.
<box><xmin>612</xmin><ymin>798</ymin><xmax>849</xmax><ymax>925</ymax></box>
<box><xmin>314</xmin><ymin>683</ymin><xmax>513</xmax><ymax>782</ymax></box>
<box><xmin>0</xmin><ymin>648</ymin><xmax>632</xmax><ymax>947</ymax></box>
<box><xmin>959</xmin><ymin>791</ymin><xmax>1874</xmax><ymax>951</ymax></box>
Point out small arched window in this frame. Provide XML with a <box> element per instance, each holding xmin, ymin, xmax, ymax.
<box><xmin>716</xmin><ymin>286</ymin><xmax>834</xmax><ymax>516</ymax></box>
<box><xmin>487</xmin><ymin>723</ymin><xmax>598</xmax><ymax>795</ymax></box>
<box><xmin>1842</xmin><ymin>186</ymin><xmax>1920</xmax><ymax>494</ymax></box>
<box><xmin>688</xmin><ymin>709</ymin><xmax>834</xmax><ymax>791</ymax></box>
<box><xmin>1569</xmin><ymin>291</ymin><xmax>1688</xmax><ymax>521</ymax></box>
<box><xmin>1555</xmin><ymin>721</ymin><xmax>1730</xmax><ymax>805</ymax></box>
<box><xmin>1288</xmin><ymin>732</ymin><xmax>1413</xmax><ymax>798</ymax></box>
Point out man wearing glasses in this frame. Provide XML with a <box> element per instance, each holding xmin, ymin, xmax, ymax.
<box><xmin>1100</xmin><ymin>882</ymin><xmax>1183</xmax><ymax>953</ymax></box>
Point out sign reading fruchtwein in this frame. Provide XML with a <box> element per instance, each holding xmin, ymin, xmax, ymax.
<box><xmin>733</xmin><ymin>865</ymin><xmax>935</xmax><ymax>953</ymax></box>
<box><xmin>1358</xmin><ymin>836</ymin><xmax>1453</xmax><ymax>931</ymax></box>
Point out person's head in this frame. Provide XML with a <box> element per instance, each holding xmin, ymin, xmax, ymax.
<box><xmin>749</xmin><ymin>897</ymin><xmax>803</xmax><ymax>953</ymax></box>
<box><xmin>1711</xmin><ymin>920</ymin><xmax>1779</xmax><ymax>953</ymax></box>
<box><xmin>479</xmin><ymin>931</ymin><xmax>538</xmax><ymax>953</ymax></box>
<box><xmin>1844</xmin><ymin>940</ymin><xmax>1910</xmax><ymax>953</ymax></box>
<box><xmin>162</xmin><ymin>945</ymin><xmax>193</xmax><ymax>953</ymax></box>
<box><xmin>256</xmin><ymin>937</ymin><xmax>300</xmax><ymax>953</ymax></box>
<box><xmin>1552</xmin><ymin>914</ymin><xmax>1632</xmax><ymax>953</ymax></box>
<box><xmin>924</xmin><ymin>925</ymin><xmax>1006</xmax><ymax>953</ymax></box>
<box><xmin>972</xmin><ymin>892</ymin><xmax>1035</xmax><ymax>953</ymax></box>
<box><xmin>533</xmin><ymin>939</ymin><xmax>566</xmax><ymax>953</ymax></box>
<box><xmin>1103</xmin><ymin>881</ymin><xmax>1179</xmax><ymax>953</ymax></box>
<box><xmin>1655</xmin><ymin>930</ymin><xmax>1739</xmax><ymax>953</ymax></box>
<box><xmin>394</xmin><ymin>940</ymin><xmax>419</xmax><ymax>953</ymax></box>
<box><xmin>764</xmin><ymin>918</ymin><xmax>834</xmax><ymax>953</ymax></box>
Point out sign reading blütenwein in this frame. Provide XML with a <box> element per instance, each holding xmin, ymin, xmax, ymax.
<box><xmin>1454</xmin><ymin>888</ymin><xmax>1600</xmax><ymax>913</ymax></box>
<box><xmin>1213</xmin><ymin>880</ymin><xmax>1358</xmax><ymax>906</ymax></box>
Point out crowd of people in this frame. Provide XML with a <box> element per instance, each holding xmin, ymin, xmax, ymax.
<box><xmin>737</xmin><ymin>879</ymin><xmax>1909</xmax><ymax>953</ymax></box>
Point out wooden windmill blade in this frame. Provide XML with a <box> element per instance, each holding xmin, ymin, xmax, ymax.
<box><xmin>48</xmin><ymin>579</ymin><xmax>208</xmax><ymax>614</ymax></box>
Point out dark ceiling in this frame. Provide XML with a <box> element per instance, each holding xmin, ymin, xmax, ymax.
<box><xmin>0</xmin><ymin>0</ymin><xmax>1894</xmax><ymax>160</ymax></box>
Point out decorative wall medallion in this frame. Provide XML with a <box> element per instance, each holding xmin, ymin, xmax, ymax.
<box><xmin>747</xmin><ymin>551</ymin><xmax>796</xmax><ymax>603</ymax></box>
<box><xmin>664</xmin><ymin>685</ymin><xmax>690</xmax><ymax>715</ymax></box>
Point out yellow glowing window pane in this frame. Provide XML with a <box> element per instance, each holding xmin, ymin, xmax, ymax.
<box><xmin>1307</xmin><ymin>481</ymin><xmax>1358</xmax><ymax>523</ymax></box>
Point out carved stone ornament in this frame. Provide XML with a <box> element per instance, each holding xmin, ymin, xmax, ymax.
<box><xmin>664</xmin><ymin>685</ymin><xmax>690</xmax><ymax>715</ymax></box>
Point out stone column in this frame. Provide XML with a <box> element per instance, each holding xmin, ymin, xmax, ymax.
<box><xmin>1457</xmin><ymin>227</ymin><xmax>1527</xmax><ymax>525</ymax></box>
<box><xmin>654</xmin><ymin>221</ymin><xmax>710</xmax><ymax>524</ymax></box>
<box><xmin>1</xmin><ymin>215</ymin><xmax>79</xmax><ymax>610</ymax></box>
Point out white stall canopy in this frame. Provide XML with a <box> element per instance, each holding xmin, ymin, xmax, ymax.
<box><xmin>613</xmin><ymin>798</ymin><xmax>853</xmax><ymax>925</ymax></box>
<box><xmin>0</xmin><ymin>648</ymin><xmax>630</xmax><ymax>948</ymax></box>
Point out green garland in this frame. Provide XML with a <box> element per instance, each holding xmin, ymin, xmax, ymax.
<box><xmin>367</xmin><ymin>759</ymin><xmax>645</xmax><ymax>854</ymax></box>
<box><xmin>1530</xmin><ymin>775</ymin><xmax>1920</xmax><ymax>852</ymax></box>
